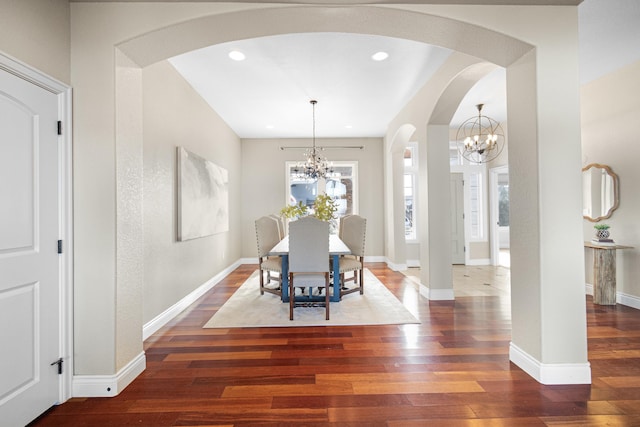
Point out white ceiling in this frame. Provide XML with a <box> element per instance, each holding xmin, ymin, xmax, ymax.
<box><xmin>168</xmin><ymin>0</ymin><xmax>640</xmax><ymax>139</ymax></box>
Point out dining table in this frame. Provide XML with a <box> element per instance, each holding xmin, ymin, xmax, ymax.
<box><xmin>269</xmin><ymin>234</ymin><xmax>351</xmax><ymax>303</ymax></box>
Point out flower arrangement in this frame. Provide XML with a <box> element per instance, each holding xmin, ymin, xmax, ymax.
<box><xmin>280</xmin><ymin>193</ymin><xmax>337</xmax><ymax>222</ymax></box>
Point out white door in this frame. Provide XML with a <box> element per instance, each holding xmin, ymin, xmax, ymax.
<box><xmin>450</xmin><ymin>173</ymin><xmax>465</xmax><ymax>264</ymax></box>
<box><xmin>0</xmin><ymin>68</ymin><xmax>61</xmax><ymax>426</ymax></box>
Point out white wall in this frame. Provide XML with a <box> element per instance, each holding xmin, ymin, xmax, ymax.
<box><xmin>581</xmin><ymin>59</ymin><xmax>640</xmax><ymax>300</ymax></box>
<box><xmin>241</xmin><ymin>138</ymin><xmax>384</xmax><ymax>260</ymax></box>
<box><xmin>142</xmin><ymin>61</ymin><xmax>242</xmax><ymax>324</ymax></box>
<box><xmin>0</xmin><ymin>0</ymin><xmax>70</xmax><ymax>84</ymax></box>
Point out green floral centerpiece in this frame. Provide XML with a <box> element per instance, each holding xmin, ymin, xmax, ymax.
<box><xmin>280</xmin><ymin>193</ymin><xmax>337</xmax><ymax>222</ymax></box>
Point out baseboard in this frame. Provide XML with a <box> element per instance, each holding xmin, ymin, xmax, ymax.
<box><xmin>585</xmin><ymin>282</ymin><xmax>640</xmax><ymax>310</ymax></box>
<box><xmin>509</xmin><ymin>342</ymin><xmax>591</xmax><ymax>385</ymax></box>
<box><xmin>426</xmin><ymin>287</ymin><xmax>455</xmax><ymax>301</ymax></box>
<box><xmin>385</xmin><ymin>258</ymin><xmax>407</xmax><ymax>271</ymax></box>
<box><xmin>143</xmin><ymin>259</ymin><xmax>242</xmax><ymax>340</ymax></box>
<box><xmin>406</xmin><ymin>259</ymin><xmax>420</xmax><ymax>268</ymax></box>
<box><xmin>365</xmin><ymin>255</ymin><xmax>386</xmax><ymax>263</ymax></box>
<box><xmin>73</xmin><ymin>351</ymin><xmax>146</xmax><ymax>397</ymax></box>
<box><xmin>619</xmin><ymin>292</ymin><xmax>640</xmax><ymax>310</ymax></box>
<box><xmin>466</xmin><ymin>258</ymin><xmax>491</xmax><ymax>266</ymax></box>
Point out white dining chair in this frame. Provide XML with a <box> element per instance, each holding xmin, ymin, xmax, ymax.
<box><xmin>268</xmin><ymin>213</ymin><xmax>286</xmax><ymax>240</ymax></box>
<box><xmin>338</xmin><ymin>214</ymin><xmax>366</xmax><ymax>297</ymax></box>
<box><xmin>288</xmin><ymin>216</ymin><xmax>330</xmax><ymax>320</ymax></box>
<box><xmin>255</xmin><ymin>216</ymin><xmax>282</xmax><ymax>296</ymax></box>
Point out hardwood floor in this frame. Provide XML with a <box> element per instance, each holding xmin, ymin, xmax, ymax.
<box><xmin>32</xmin><ymin>263</ymin><xmax>640</xmax><ymax>426</ymax></box>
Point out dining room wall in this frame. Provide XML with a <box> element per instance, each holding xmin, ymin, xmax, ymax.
<box><xmin>240</xmin><ymin>137</ymin><xmax>384</xmax><ymax>262</ymax></box>
<box><xmin>142</xmin><ymin>60</ymin><xmax>243</xmax><ymax>325</ymax></box>
<box><xmin>581</xmin><ymin>58</ymin><xmax>640</xmax><ymax>302</ymax></box>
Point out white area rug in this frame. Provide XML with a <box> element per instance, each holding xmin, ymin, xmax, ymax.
<box><xmin>204</xmin><ymin>269</ymin><xmax>420</xmax><ymax>328</ymax></box>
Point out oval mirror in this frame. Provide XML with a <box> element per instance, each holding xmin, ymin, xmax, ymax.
<box><xmin>582</xmin><ymin>163</ymin><xmax>619</xmax><ymax>222</ymax></box>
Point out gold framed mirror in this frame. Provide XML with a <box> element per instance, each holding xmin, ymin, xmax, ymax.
<box><xmin>582</xmin><ymin>163</ymin><xmax>619</xmax><ymax>222</ymax></box>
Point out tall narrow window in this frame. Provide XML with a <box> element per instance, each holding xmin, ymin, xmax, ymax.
<box><xmin>469</xmin><ymin>172</ymin><xmax>483</xmax><ymax>239</ymax></box>
<box><xmin>404</xmin><ymin>144</ymin><xmax>418</xmax><ymax>241</ymax></box>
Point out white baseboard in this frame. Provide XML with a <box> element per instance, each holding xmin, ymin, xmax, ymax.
<box><xmin>466</xmin><ymin>258</ymin><xmax>491</xmax><ymax>266</ymax></box>
<box><xmin>365</xmin><ymin>255</ymin><xmax>386</xmax><ymax>263</ymax></box>
<box><xmin>619</xmin><ymin>292</ymin><xmax>640</xmax><ymax>310</ymax></box>
<box><xmin>585</xmin><ymin>282</ymin><xmax>640</xmax><ymax>310</ymax></box>
<box><xmin>143</xmin><ymin>259</ymin><xmax>242</xmax><ymax>340</ymax></box>
<box><xmin>385</xmin><ymin>258</ymin><xmax>407</xmax><ymax>271</ymax></box>
<box><xmin>406</xmin><ymin>259</ymin><xmax>420</xmax><ymax>268</ymax></box>
<box><xmin>509</xmin><ymin>342</ymin><xmax>591</xmax><ymax>385</ymax></box>
<box><xmin>426</xmin><ymin>287</ymin><xmax>455</xmax><ymax>301</ymax></box>
<box><xmin>73</xmin><ymin>351</ymin><xmax>146</xmax><ymax>397</ymax></box>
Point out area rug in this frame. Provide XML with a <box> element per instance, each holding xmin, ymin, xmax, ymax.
<box><xmin>203</xmin><ymin>269</ymin><xmax>420</xmax><ymax>328</ymax></box>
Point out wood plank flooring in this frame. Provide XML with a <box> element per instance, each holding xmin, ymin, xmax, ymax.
<box><xmin>31</xmin><ymin>263</ymin><xmax>640</xmax><ymax>426</ymax></box>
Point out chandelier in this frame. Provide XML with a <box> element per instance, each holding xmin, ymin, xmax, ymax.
<box><xmin>456</xmin><ymin>103</ymin><xmax>505</xmax><ymax>164</ymax></box>
<box><xmin>294</xmin><ymin>100</ymin><xmax>333</xmax><ymax>180</ymax></box>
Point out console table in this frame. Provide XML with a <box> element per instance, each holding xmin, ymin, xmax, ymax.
<box><xmin>584</xmin><ymin>241</ymin><xmax>633</xmax><ymax>305</ymax></box>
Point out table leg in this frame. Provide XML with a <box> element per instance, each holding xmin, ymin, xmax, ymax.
<box><xmin>593</xmin><ymin>248</ymin><xmax>616</xmax><ymax>305</ymax></box>
<box><xmin>331</xmin><ymin>254</ymin><xmax>340</xmax><ymax>302</ymax></box>
<box><xmin>281</xmin><ymin>254</ymin><xmax>289</xmax><ymax>302</ymax></box>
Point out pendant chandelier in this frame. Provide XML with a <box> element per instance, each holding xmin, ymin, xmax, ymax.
<box><xmin>294</xmin><ymin>100</ymin><xmax>333</xmax><ymax>180</ymax></box>
<box><xmin>456</xmin><ymin>103</ymin><xmax>505</xmax><ymax>164</ymax></box>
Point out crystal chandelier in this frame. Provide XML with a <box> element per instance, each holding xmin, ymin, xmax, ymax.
<box><xmin>294</xmin><ymin>100</ymin><xmax>333</xmax><ymax>180</ymax></box>
<box><xmin>456</xmin><ymin>103</ymin><xmax>505</xmax><ymax>164</ymax></box>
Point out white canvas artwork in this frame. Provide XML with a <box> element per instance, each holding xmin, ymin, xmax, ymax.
<box><xmin>177</xmin><ymin>147</ymin><xmax>229</xmax><ymax>241</ymax></box>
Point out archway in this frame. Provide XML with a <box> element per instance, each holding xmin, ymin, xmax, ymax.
<box><xmin>100</xmin><ymin>4</ymin><xmax>587</xmax><ymax>387</ymax></box>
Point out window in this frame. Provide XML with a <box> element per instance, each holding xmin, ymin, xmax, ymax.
<box><xmin>286</xmin><ymin>161</ymin><xmax>358</xmax><ymax>233</ymax></box>
<box><xmin>404</xmin><ymin>144</ymin><xmax>418</xmax><ymax>241</ymax></box>
<box><xmin>468</xmin><ymin>172</ymin><xmax>483</xmax><ymax>239</ymax></box>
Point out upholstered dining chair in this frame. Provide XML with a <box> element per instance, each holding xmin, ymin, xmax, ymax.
<box><xmin>268</xmin><ymin>213</ymin><xmax>286</xmax><ymax>240</ymax></box>
<box><xmin>338</xmin><ymin>214</ymin><xmax>366</xmax><ymax>297</ymax></box>
<box><xmin>255</xmin><ymin>216</ymin><xmax>282</xmax><ymax>296</ymax></box>
<box><xmin>288</xmin><ymin>216</ymin><xmax>330</xmax><ymax>320</ymax></box>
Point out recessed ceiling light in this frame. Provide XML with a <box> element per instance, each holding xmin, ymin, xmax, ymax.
<box><xmin>372</xmin><ymin>51</ymin><xmax>389</xmax><ymax>61</ymax></box>
<box><xmin>228</xmin><ymin>50</ymin><xmax>246</xmax><ymax>61</ymax></box>
<box><xmin>345</xmin><ymin>125</ymin><xmax>353</xmax><ymax>129</ymax></box>
<box><xmin>266</xmin><ymin>124</ymin><xmax>275</xmax><ymax>129</ymax></box>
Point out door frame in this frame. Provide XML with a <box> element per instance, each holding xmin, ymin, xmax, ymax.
<box><xmin>1</xmin><ymin>52</ymin><xmax>74</xmax><ymax>404</ymax></box>
<box><xmin>489</xmin><ymin>165</ymin><xmax>508</xmax><ymax>266</ymax></box>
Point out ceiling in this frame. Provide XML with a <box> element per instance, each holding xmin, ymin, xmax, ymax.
<box><xmin>167</xmin><ymin>0</ymin><xmax>640</xmax><ymax>139</ymax></box>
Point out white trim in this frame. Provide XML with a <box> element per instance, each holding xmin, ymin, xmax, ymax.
<box><xmin>72</xmin><ymin>352</ymin><xmax>146</xmax><ymax>397</ymax></box>
<box><xmin>585</xmin><ymin>283</ymin><xmax>593</xmax><ymax>296</ymax></box>
<box><xmin>0</xmin><ymin>51</ymin><xmax>74</xmax><ymax>405</ymax></box>
<box><xmin>406</xmin><ymin>259</ymin><xmax>420</xmax><ymax>268</ymax></box>
<box><xmin>618</xmin><ymin>292</ymin><xmax>640</xmax><ymax>310</ymax></box>
<box><xmin>142</xmin><ymin>260</ymin><xmax>242</xmax><ymax>340</ymax></box>
<box><xmin>466</xmin><ymin>258</ymin><xmax>491</xmax><ymax>266</ymax></box>
<box><xmin>426</xmin><ymin>287</ymin><xmax>455</xmax><ymax>301</ymax></box>
<box><xmin>509</xmin><ymin>342</ymin><xmax>591</xmax><ymax>385</ymax></box>
<box><xmin>585</xmin><ymin>282</ymin><xmax>640</xmax><ymax>310</ymax></box>
<box><xmin>364</xmin><ymin>255</ymin><xmax>386</xmax><ymax>263</ymax></box>
<box><xmin>385</xmin><ymin>258</ymin><xmax>407</xmax><ymax>271</ymax></box>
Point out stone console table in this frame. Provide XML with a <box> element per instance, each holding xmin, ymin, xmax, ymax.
<box><xmin>584</xmin><ymin>241</ymin><xmax>633</xmax><ymax>305</ymax></box>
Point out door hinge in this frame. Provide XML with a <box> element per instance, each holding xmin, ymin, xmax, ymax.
<box><xmin>51</xmin><ymin>357</ymin><xmax>63</xmax><ymax>375</ymax></box>
<box><xmin>57</xmin><ymin>240</ymin><xmax>63</xmax><ymax>254</ymax></box>
<box><xmin>464</xmin><ymin>246</ymin><xmax>466</xmax><ymax>252</ymax></box>
<box><xmin>57</xmin><ymin>121</ymin><xmax>62</xmax><ymax>136</ymax></box>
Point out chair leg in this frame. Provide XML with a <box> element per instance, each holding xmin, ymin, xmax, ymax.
<box><xmin>289</xmin><ymin>273</ymin><xmax>294</xmax><ymax>321</ymax></box>
<box><xmin>359</xmin><ymin>265</ymin><xmax>364</xmax><ymax>295</ymax></box>
<box><xmin>325</xmin><ymin>273</ymin><xmax>330</xmax><ymax>320</ymax></box>
<box><xmin>259</xmin><ymin>267</ymin><xmax>265</xmax><ymax>295</ymax></box>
